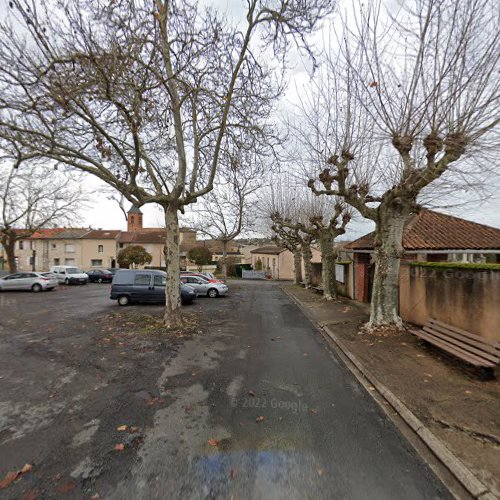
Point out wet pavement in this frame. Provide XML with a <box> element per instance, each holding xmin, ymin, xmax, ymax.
<box><xmin>0</xmin><ymin>281</ymin><xmax>451</xmax><ymax>499</ymax></box>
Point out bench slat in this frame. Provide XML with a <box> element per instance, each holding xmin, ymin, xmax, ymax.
<box><xmin>426</xmin><ymin>322</ymin><xmax>500</xmax><ymax>358</ymax></box>
<box><xmin>422</xmin><ymin>326</ymin><xmax>500</xmax><ymax>364</ymax></box>
<box><xmin>411</xmin><ymin>329</ymin><xmax>495</xmax><ymax>367</ymax></box>
<box><xmin>428</xmin><ymin>318</ymin><xmax>499</xmax><ymax>352</ymax></box>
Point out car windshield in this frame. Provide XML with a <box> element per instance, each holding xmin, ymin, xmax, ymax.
<box><xmin>41</xmin><ymin>273</ymin><xmax>54</xmax><ymax>277</ymax></box>
<box><xmin>67</xmin><ymin>268</ymin><xmax>82</xmax><ymax>274</ymax></box>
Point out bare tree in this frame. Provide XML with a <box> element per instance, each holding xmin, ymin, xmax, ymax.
<box><xmin>270</xmin><ymin>222</ymin><xmax>303</xmax><ymax>285</ymax></box>
<box><xmin>0</xmin><ymin>152</ymin><xmax>84</xmax><ymax>272</ymax></box>
<box><xmin>270</xmin><ymin>195</ymin><xmax>351</xmax><ymax>298</ymax></box>
<box><xmin>190</xmin><ymin>146</ymin><xmax>265</xmax><ymax>280</ymax></box>
<box><xmin>0</xmin><ymin>0</ymin><xmax>334</xmax><ymax>328</ymax></box>
<box><xmin>303</xmin><ymin>0</ymin><xmax>500</xmax><ymax>330</ymax></box>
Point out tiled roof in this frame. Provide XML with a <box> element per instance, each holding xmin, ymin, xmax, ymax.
<box><xmin>127</xmin><ymin>205</ymin><xmax>143</xmax><ymax>214</ymax></box>
<box><xmin>84</xmin><ymin>230</ymin><xmax>121</xmax><ymax>239</ymax></box>
<box><xmin>29</xmin><ymin>228</ymin><xmax>81</xmax><ymax>239</ymax></box>
<box><xmin>250</xmin><ymin>246</ymin><xmax>284</xmax><ymax>255</ymax></box>
<box><xmin>346</xmin><ymin>210</ymin><xmax>500</xmax><ymax>251</ymax></box>
<box><xmin>119</xmin><ymin>230</ymin><xmax>166</xmax><ymax>244</ymax></box>
<box><xmin>50</xmin><ymin>229</ymin><xmax>91</xmax><ymax>239</ymax></box>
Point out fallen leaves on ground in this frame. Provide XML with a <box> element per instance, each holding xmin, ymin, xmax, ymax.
<box><xmin>0</xmin><ymin>463</ymin><xmax>32</xmax><ymax>489</ymax></box>
<box><xmin>55</xmin><ymin>480</ymin><xmax>77</xmax><ymax>494</ymax></box>
<box><xmin>248</xmin><ymin>390</ymin><xmax>256</xmax><ymax>397</ymax></box>
<box><xmin>229</xmin><ymin>468</ymin><xmax>237</xmax><ymax>479</ymax></box>
<box><xmin>317</xmin><ymin>469</ymin><xmax>324</xmax><ymax>476</ymax></box>
<box><xmin>255</xmin><ymin>416</ymin><xmax>265</xmax><ymax>423</ymax></box>
<box><xmin>21</xmin><ymin>489</ymin><xmax>39</xmax><ymax>500</ymax></box>
<box><xmin>117</xmin><ymin>425</ymin><xmax>128</xmax><ymax>431</ymax></box>
<box><xmin>130</xmin><ymin>426</ymin><xmax>139</xmax><ymax>433</ymax></box>
<box><xmin>114</xmin><ymin>443</ymin><xmax>125</xmax><ymax>451</ymax></box>
<box><xmin>145</xmin><ymin>397</ymin><xmax>165</xmax><ymax>406</ymax></box>
<box><xmin>310</xmin><ymin>408</ymin><xmax>318</xmax><ymax>415</ymax></box>
<box><xmin>207</xmin><ymin>438</ymin><xmax>219</xmax><ymax>447</ymax></box>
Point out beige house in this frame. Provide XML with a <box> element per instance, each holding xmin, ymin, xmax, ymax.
<box><xmin>3</xmin><ymin>206</ymin><xmax>199</xmax><ymax>272</ymax></box>
<box><xmin>249</xmin><ymin>245</ymin><xmax>322</xmax><ymax>280</ymax></box>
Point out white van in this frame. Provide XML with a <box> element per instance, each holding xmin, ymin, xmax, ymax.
<box><xmin>50</xmin><ymin>266</ymin><xmax>89</xmax><ymax>285</ymax></box>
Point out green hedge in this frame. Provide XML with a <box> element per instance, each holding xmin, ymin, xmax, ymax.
<box><xmin>408</xmin><ymin>261</ymin><xmax>500</xmax><ymax>271</ymax></box>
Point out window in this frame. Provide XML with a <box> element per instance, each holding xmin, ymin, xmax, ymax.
<box><xmin>19</xmin><ymin>241</ymin><xmax>24</xmax><ymax>250</ymax></box>
<box><xmin>91</xmin><ymin>259</ymin><xmax>103</xmax><ymax>267</ymax></box>
<box><xmin>154</xmin><ymin>275</ymin><xmax>166</xmax><ymax>286</ymax></box>
<box><xmin>53</xmin><ymin>258</ymin><xmax>60</xmax><ymax>266</ymax></box>
<box><xmin>98</xmin><ymin>245</ymin><xmax>104</xmax><ymax>254</ymax></box>
<box><xmin>119</xmin><ymin>243</ymin><xmax>124</xmax><ymax>248</ymax></box>
<box><xmin>65</xmin><ymin>244</ymin><xmax>75</xmax><ymax>253</ymax></box>
<box><xmin>30</xmin><ymin>241</ymin><xmax>34</xmax><ymax>250</ymax></box>
<box><xmin>134</xmin><ymin>273</ymin><xmax>151</xmax><ymax>286</ymax></box>
<box><xmin>64</xmin><ymin>258</ymin><xmax>76</xmax><ymax>265</ymax></box>
<box><xmin>52</xmin><ymin>243</ymin><xmax>56</xmax><ymax>249</ymax></box>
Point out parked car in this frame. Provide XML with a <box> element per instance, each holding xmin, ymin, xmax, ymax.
<box><xmin>110</xmin><ymin>269</ymin><xmax>197</xmax><ymax>306</ymax></box>
<box><xmin>180</xmin><ymin>271</ymin><xmax>223</xmax><ymax>283</ymax></box>
<box><xmin>87</xmin><ymin>269</ymin><xmax>114</xmax><ymax>283</ymax></box>
<box><xmin>0</xmin><ymin>272</ymin><xmax>58</xmax><ymax>292</ymax></box>
<box><xmin>50</xmin><ymin>266</ymin><xmax>89</xmax><ymax>285</ymax></box>
<box><xmin>180</xmin><ymin>275</ymin><xmax>228</xmax><ymax>298</ymax></box>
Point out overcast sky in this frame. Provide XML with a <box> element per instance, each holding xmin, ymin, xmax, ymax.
<box><xmin>2</xmin><ymin>0</ymin><xmax>499</xmax><ymax>239</ymax></box>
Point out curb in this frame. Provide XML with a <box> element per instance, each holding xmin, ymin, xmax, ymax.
<box><xmin>281</xmin><ymin>285</ymin><xmax>496</xmax><ymax>500</ymax></box>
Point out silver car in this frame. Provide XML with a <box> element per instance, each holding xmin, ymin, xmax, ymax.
<box><xmin>0</xmin><ymin>272</ymin><xmax>59</xmax><ymax>292</ymax></box>
<box><xmin>180</xmin><ymin>275</ymin><xmax>228</xmax><ymax>298</ymax></box>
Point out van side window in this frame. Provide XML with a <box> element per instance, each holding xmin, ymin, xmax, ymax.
<box><xmin>134</xmin><ymin>274</ymin><xmax>151</xmax><ymax>286</ymax></box>
<box><xmin>154</xmin><ymin>275</ymin><xmax>166</xmax><ymax>286</ymax></box>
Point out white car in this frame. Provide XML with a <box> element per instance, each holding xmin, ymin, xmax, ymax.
<box><xmin>0</xmin><ymin>272</ymin><xmax>58</xmax><ymax>292</ymax></box>
<box><xmin>50</xmin><ymin>265</ymin><xmax>89</xmax><ymax>285</ymax></box>
<box><xmin>180</xmin><ymin>275</ymin><xmax>228</xmax><ymax>298</ymax></box>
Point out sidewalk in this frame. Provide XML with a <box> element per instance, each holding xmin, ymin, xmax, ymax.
<box><xmin>283</xmin><ymin>284</ymin><xmax>500</xmax><ymax>499</ymax></box>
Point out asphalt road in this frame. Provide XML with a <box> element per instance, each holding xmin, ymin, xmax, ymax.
<box><xmin>0</xmin><ymin>281</ymin><xmax>450</xmax><ymax>499</ymax></box>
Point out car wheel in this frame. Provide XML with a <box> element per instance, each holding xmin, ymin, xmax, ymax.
<box><xmin>118</xmin><ymin>295</ymin><xmax>130</xmax><ymax>306</ymax></box>
<box><xmin>207</xmin><ymin>288</ymin><xmax>219</xmax><ymax>298</ymax></box>
<box><xmin>32</xmin><ymin>283</ymin><xmax>42</xmax><ymax>293</ymax></box>
<box><xmin>64</xmin><ymin>278</ymin><xmax>69</xmax><ymax>285</ymax></box>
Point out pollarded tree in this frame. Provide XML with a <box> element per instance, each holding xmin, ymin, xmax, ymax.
<box><xmin>0</xmin><ymin>147</ymin><xmax>84</xmax><ymax>272</ymax></box>
<box><xmin>271</xmin><ymin>223</ymin><xmax>303</xmax><ymax>285</ymax></box>
<box><xmin>303</xmin><ymin>0</ymin><xmax>500</xmax><ymax>330</ymax></box>
<box><xmin>117</xmin><ymin>245</ymin><xmax>153</xmax><ymax>269</ymax></box>
<box><xmin>0</xmin><ymin>0</ymin><xmax>334</xmax><ymax>328</ymax></box>
<box><xmin>271</xmin><ymin>195</ymin><xmax>351</xmax><ymax>298</ymax></box>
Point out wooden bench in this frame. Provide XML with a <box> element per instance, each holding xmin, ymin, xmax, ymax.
<box><xmin>312</xmin><ymin>286</ymin><xmax>324</xmax><ymax>294</ymax></box>
<box><xmin>410</xmin><ymin>318</ymin><xmax>499</xmax><ymax>375</ymax></box>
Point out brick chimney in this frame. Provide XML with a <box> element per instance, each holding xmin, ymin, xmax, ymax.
<box><xmin>127</xmin><ymin>206</ymin><xmax>143</xmax><ymax>232</ymax></box>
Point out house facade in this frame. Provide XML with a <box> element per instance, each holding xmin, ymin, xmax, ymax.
<box><xmin>342</xmin><ymin>209</ymin><xmax>500</xmax><ymax>303</ymax></box>
<box><xmin>0</xmin><ymin>207</ymin><xmax>199</xmax><ymax>272</ymax></box>
<box><xmin>250</xmin><ymin>245</ymin><xmax>322</xmax><ymax>281</ymax></box>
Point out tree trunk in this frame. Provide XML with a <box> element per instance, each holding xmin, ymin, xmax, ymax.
<box><xmin>222</xmin><ymin>240</ymin><xmax>228</xmax><ymax>281</ymax></box>
<box><xmin>293</xmin><ymin>248</ymin><xmax>302</xmax><ymax>285</ymax></box>
<box><xmin>301</xmin><ymin>242</ymin><xmax>312</xmax><ymax>289</ymax></box>
<box><xmin>319</xmin><ymin>231</ymin><xmax>337</xmax><ymax>300</ymax></box>
<box><xmin>163</xmin><ymin>204</ymin><xmax>183</xmax><ymax>328</ymax></box>
<box><xmin>1</xmin><ymin>233</ymin><xmax>17</xmax><ymax>273</ymax></box>
<box><xmin>368</xmin><ymin>206</ymin><xmax>410</xmax><ymax>330</ymax></box>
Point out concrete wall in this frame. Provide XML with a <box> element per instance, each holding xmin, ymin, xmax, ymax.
<box><xmin>399</xmin><ymin>264</ymin><xmax>500</xmax><ymax>341</ymax></box>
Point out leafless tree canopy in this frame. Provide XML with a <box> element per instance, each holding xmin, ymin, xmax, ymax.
<box><xmin>0</xmin><ymin>0</ymin><xmax>334</xmax><ymax>325</ymax></box>
<box><xmin>0</xmin><ymin>144</ymin><xmax>85</xmax><ymax>271</ymax></box>
<box><xmin>296</xmin><ymin>0</ymin><xmax>499</xmax><ymax>328</ymax></box>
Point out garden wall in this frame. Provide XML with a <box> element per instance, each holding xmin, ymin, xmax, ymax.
<box><xmin>399</xmin><ymin>263</ymin><xmax>500</xmax><ymax>341</ymax></box>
